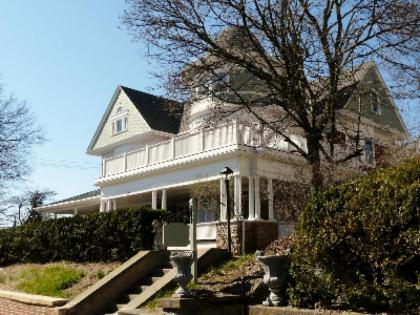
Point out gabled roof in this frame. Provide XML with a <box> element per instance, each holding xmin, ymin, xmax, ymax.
<box><xmin>338</xmin><ymin>62</ymin><xmax>409</xmax><ymax>136</ymax></box>
<box><xmin>87</xmin><ymin>86</ymin><xmax>183</xmax><ymax>153</ymax></box>
<box><xmin>120</xmin><ymin>86</ymin><xmax>183</xmax><ymax>134</ymax></box>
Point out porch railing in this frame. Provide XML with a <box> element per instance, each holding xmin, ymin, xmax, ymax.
<box><xmin>102</xmin><ymin>122</ymin><xmax>307</xmax><ymax>177</ymax></box>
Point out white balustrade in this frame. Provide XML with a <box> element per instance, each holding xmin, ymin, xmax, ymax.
<box><xmin>104</xmin><ymin>155</ymin><xmax>124</xmax><ymax>176</ymax></box>
<box><xmin>126</xmin><ymin>148</ymin><xmax>147</xmax><ymax>171</ymax></box>
<box><xmin>102</xmin><ymin>122</ymin><xmax>306</xmax><ymax>177</ymax></box>
<box><xmin>174</xmin><ymin>132</ymin><xmax>200</xmax><ymax>158</ymax></box>
<box><xmin>149</xmin><ymin>141</ymin><xmax>171</xmax><ymax>164</ymax></box>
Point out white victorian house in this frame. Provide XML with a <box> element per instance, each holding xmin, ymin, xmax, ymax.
<box><xmin>36</xmin><ymin>61</ymin><xmax>409</xmax><ymax>251</ymax></box>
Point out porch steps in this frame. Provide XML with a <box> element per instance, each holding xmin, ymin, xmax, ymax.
<box><xmin>96</xmin><ymin>248</ymin><xmax>228</xmax><ymax>315</ymax></box>
<box><xmin>98</xmin><ymin>264</ymin><xmax>173</xmax><ymax>315</ymax></box>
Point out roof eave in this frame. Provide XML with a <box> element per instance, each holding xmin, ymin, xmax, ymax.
<box><xmin>35</xmin><ymin>195</ymin><xmax>101</xmax><ymax>212</ymax></box>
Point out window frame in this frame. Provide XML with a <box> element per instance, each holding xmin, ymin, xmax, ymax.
<box><xmin>111</xmin><ymin>107</ymin><xmax>128</xmax><ymax>135</ymax></box>
<box><xmin>370</xmin><ymin>90</ymin><xmax>382</xmax><ymax>115</ymax></box>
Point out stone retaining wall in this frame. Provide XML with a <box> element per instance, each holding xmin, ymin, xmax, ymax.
<box><xmin>0</xmin><ymin>290</ymin><xmax>67</xmax><ymax>315</ymax></box>
<box><xmin>216</xmin><ymin>220</ymin><xmax>279</xmax><ymax>254</ymax></box>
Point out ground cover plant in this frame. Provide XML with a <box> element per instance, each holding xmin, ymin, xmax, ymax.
<box><xmin>0</xmin><ymin>262</ymin><xmax>119</xmax><ymax>298</ymax></box>
<box><xmin>290</xmin><ymin>158</ymin><xmax>420</xmax><ymax>313</ymax></box>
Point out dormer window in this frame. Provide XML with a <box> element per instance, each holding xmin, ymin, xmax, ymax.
<box><xmin>370</xmin><ymin>90</ymin><xmax>382</xmax><ymax>115</ymax></box>
<box><xmin>111</xmin><ymin>106</ymin><xmax>128</xmax><ymax>135</ymax></box>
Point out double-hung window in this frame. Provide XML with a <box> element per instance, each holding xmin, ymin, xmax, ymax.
<box><xmin>111</xmin><ymin>106</ymin><xmax>128</xmax><ymax>135</ymax></box>
<box><xmin>370</xmin><ymin>90</ymin><xmax>382</xmax><ymax>115</ymax></box>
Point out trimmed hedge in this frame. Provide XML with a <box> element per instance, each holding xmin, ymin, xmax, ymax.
<box><xmin>289</xmin><ymin>158</ymin><xmax>420</xmax><ymax>313</ymax></box>
<box><xmin>0</xmin><ymin>207</ymin><xmax>167</xmax><ymax>266</ymax></box>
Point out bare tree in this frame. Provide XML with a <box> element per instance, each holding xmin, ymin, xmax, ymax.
<box><xmin>0</xmin><ymin>85</ymin><xmax>44</xmax><ymax>195</ymax></box>
<box><xmin>123</xmin><ymin>0</ymin><xmax>419</xmax><ymax>190</ymax></box>
<box><xmin>7</xmin><ymin>189</ymin><xmax>55</xmax><ymax>226</ymax></box>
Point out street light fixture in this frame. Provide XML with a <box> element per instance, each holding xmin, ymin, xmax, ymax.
<box><xmin>219</xmin><ymin>166</ymin><xmax>233</xmax><ymax>256</ymax></box>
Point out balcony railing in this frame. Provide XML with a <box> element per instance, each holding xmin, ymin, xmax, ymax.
<box><xmin>101</xmin><ymin>122</ymin><xmax>307</xmax><ymax>177</ymax></box>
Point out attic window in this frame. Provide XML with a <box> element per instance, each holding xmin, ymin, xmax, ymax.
<box><xmin>111</xmin><ymin>107</ymin><xmax>128</xmax><ymax>135</ymax></box>
<box><xmin>370</xmin><ymin>90</ymin><xmax>382</xmax><ymax>115</ymax></box>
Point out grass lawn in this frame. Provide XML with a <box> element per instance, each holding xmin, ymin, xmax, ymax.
<box><xmin>0</xmin><ymin>261</ymin><xmax>120</xmax><ymax>299</ymax></box>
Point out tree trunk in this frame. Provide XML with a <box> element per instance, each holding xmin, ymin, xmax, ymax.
<box><xmin>306</xmin><ymin>133</ymin><xmax>324</xmax><ymax>193</ymax></box>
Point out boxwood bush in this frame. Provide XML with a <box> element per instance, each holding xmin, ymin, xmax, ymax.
<box><xmin>289</xmin><ymin>158</ymin><xmax>420</xmax><ymax>313</ymax></box>
<box><xmin>0</xmin><ymin>207</ymin><xmax>167</xmax><ymax>266</ymax></box>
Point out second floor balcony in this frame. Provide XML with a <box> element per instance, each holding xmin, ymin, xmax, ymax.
<box><xmin>99</xmin><ymin>121</ymin><xmax>370</xmax><ymax>183</ymax></box>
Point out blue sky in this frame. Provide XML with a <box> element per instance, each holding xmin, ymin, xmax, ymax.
<box><xmin>0</xmin><ymin>1</ymin><xmax>160</xmax><ymax>201</ymax></box>
<box><xmin>0</xmin><ymin>1</ymin><xmax>418</xmax><ymax>204</ymax></box>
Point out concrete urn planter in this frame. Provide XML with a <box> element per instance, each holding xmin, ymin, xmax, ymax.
<box><xmin>170</xmin><ymin>250</ymin><xmax>193</xmax><ymax>298</ymax></box>
<box><xmin>256</xmin><ymin>251</ymin><xmax>290</xmax><ymax>306</ymax></box>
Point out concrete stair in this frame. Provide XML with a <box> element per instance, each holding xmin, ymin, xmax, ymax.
<box><xmin>97</xmin><ymin>264</ymin><xmax>173</xmax><ymax>315</ymax></box>
<box><xmin>97</xmin><ymin>248</ymin><xmax>228</xmax><ymax>315</ymax></box>
<box><xmin>58</xmin><ymin>249</ymin><xmax>227</xmax><ymax>315</ymax></box>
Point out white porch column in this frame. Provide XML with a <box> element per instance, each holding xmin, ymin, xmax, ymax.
<box><xmin>268</xmin><ymin>178</ymin><xmax>274</xmax><ymax>220</ymax></box>
<box><xmin>220</xmin><ymin>178</ymin><xmax>227</xmax><ymax>221</ymax></box>
<box><xmin>248</xmin><ymin>176</ymin><xmax>255</xmax><ymax>220</ymax></box>
<box><xmin>234</xmin><ymin>175</ymin><xmax>242</xmax><ymax>218</ymax></box>
<box><xmin>74</xmin><ymin>208</ymin><xmax>79</xmax><ymax>215</ymax></box>
<box><xmin>161</xmin><ymin>189</ymin><xmax>167</xmax><ymax>209</ymax></box>
<box><xmin>254</xmin><ymin>176</ymin><xmax>261</xmax><ymax>220</ymax></box>
<box><xmin>99</xmin><ymin>200</ymin><xmax>105</xmax><ymax>212</ymax></box>
<box><xmin>106</xmin><ymin>199</ymin><xmax>112</xmax><ymax>212</ymax></box>
<box><xmin>152</xmin><ymin>190</ymin><xmax>158</xmax><ymax>209</ymax></box>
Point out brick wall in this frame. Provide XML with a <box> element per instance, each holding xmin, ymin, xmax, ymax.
<box><xmin>0</xmin><ymin>297</ymin><xmax>56</xmax><ymax>315</ymax></box>
<box><xmin>0</xmin><ymin>291</ymin><xmax>67</xmax><ymax>315</ymax></box>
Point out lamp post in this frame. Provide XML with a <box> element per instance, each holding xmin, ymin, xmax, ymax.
<box><xmin>220</xmin><ymin>166</ymin><xmax>233</xmax><ymax>256</ymax></box>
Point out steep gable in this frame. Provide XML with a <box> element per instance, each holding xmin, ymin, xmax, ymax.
<box><xmin>87</xmin><ymin>87</ymin><xmax>183</xmax><ymax>154</ymax></box>
<box><xmin>87</xmin><ymin>87</ymin><xmax>152</xmax><ymax>153</ymax></box>
<box><xmin>343</xmin><ymin>64</ymin><xmax>408</xmax><ymax>136</ymax></box>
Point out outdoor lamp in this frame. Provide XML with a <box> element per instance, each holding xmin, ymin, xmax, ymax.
<box><xmin>219</xmin><ymin>166</ymin><xmax>233</xmax><ymax>255</ymax></box>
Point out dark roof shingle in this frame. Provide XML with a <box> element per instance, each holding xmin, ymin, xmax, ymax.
<box><xmin>120</xmin><ymin>86</ymin><xmax>183</xmax><ymax>134</ymax></box>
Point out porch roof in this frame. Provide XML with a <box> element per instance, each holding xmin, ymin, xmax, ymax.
<box><xmin>35</xmin><ymin>189</ymin><xmax>101</xmax><ymax>214</ymax></box>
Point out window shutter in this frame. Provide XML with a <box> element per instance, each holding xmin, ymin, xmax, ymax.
<box><xmin>124</xmin><ymin>117</ymin><xmax>128</xmax><ymax>130</ymax></box>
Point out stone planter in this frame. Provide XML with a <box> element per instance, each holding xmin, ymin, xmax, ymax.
<box><xmin>256</xmin><ymin>251</ymin><xmax>290</xmax><ymax>306</ymax></box>
<box><xmin>170</xmin><ymin>251</ymin><xmax>193</xmax><ymax>298</ymax></box>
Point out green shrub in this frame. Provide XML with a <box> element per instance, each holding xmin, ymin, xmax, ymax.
<box><xmin>0</xmin><ymin>207</ymin><xmax>167</xmax><ymax>265</ymax></box>
<box><xmin>289</xmin><ymin>159</ymin><xmax>420</xmax><ymax>313</ymax></box>
<box><xmin>16</xmin><ymin>265</ymin><xmax>82</xmax><ymax>298</ymax></box>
